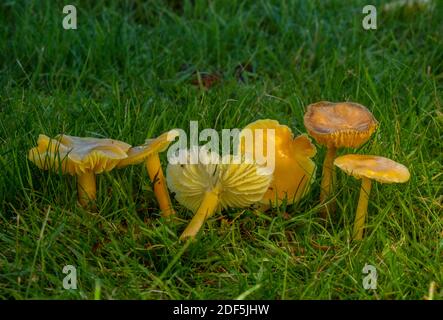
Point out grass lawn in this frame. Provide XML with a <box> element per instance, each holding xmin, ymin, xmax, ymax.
<box><xmin>0</xmin><ymin>0</ymin><xmax>442</xmax><ymax>299</ymax></box>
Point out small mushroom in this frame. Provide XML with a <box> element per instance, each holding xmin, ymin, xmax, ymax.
<box><xmin>167</xmin><ymin>147</ymin><xmax>272</xmax><ymax>240</ymax></box>
<box><xmin>334</xmin><ymin>154</ymin><xmax>410</xmax><ymax>240</ymax></box>
<box><xmin>117</xmin><ymin>130</ymin><xmax>179</xmax><ymax>217</ymax></box>
<box><xmin>238</xmin><ymin>119</ymin><xmax>317</xmax><ymax>208</ymax></box>
<box><xmin>28</xmin><ymin>134</ymin><xmax>131</xmax><ymax>209</ymax></box>
<box><xmin>304</xmin><ymin>101</ymin><xmax>378</xmax><ymax>217</ymax></box>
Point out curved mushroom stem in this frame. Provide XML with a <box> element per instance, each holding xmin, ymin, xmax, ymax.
<box><xmin>145</xmin><ymin>154</ymin><xmax>175</xmax><ymax>217</ymax></box>
<box><xmin>320</xmin><ymin>146</ymin><xmax>336</xmax><ymax>218</ymax></box>
<box><xmin>180</xmin><ymin>188</ymin><xmax>220</xmax><ymax>240</ymax></box>
<box><xmin>353</xmin><ymin>177</ymin><xmax>372</xmax><ymax>240</ymax></box>
<box><xmin>77</xmin><ymin>170</ymin><xmax>96</xmax><ymax>209</ymax></box>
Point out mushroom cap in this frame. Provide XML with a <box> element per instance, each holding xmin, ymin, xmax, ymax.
<box><xmin>304</xmin><ymin>101</ymin><xmax>378</xmax><ymax>148</ymax></box>
<box><xmin>166</xmin><ymin>147</ymin><xmax>272</xmax><ymax>212</ymax></box>
<box><xmin>28</xmin><ymin>134</ymin><xmax>131</xmax><ymax>175</ymax></box>
<box><xmin>116</xmin><ymin>130</ymin><xmax>179</xmax><ymax>168</ymax></box>
<box><xmin>238</xmin><ymin>119</ymin><xmax>317</xmax><ymax>205</ymax></box>
<box><xmin>334</xmin><ymin>154</ymin><xmax>410</xmax><ymax>183</ymax></box>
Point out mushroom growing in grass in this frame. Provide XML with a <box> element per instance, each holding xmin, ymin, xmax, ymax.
<box><xmin>28</xmin><ymin>134</ymin><xmax>131</xmax><ymax>209</ymax></box>
<box><xmin>334</xmin><ymin>154</ymin><xmax>410</xmax><ymax>240</ymax></box>
<box><xmin>238</xmin><ymin>119</ymin><xmax>317</xmax><ymax>209</ymax></box>
<box><xmin>117</xmin><ymin>130</ymin><xmax>179</xmax><ymax>217</ymax></box>
<box><xmin>304</xmin><ymin>101</ymin><xmax>378</xmax><ymax>217</ymax></box>
<box><xmin>167</xmin><ymin>147</ymin><xmax>272</xmax><ymax>240</ymax></box>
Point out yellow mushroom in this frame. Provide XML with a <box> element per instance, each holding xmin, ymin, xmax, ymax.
<box><xmin>166</xmin><ymin>147</ymin><xmax>272</xmax><ymax>240</ymax></box>
<box><xmin>116</xmin><ymin>130</ymin><xmax>179</xmax><ymax>217</ymax></box>
<box><xmin>334</xmin><ymin>154</ymin><xmax>410</xmax><ymax>240</ymax></box>
<box><xmin>304</xmin><ymin>101</ymin><xmax>378</xmax><ymax>217</ymax></box>
<box><xmin>238</xmin><ymin>119</ymin><xmax>317</xmax><ymax>209</ymax></box>
<box><xmin>28</xmin><ymin>134</ymin><xmax>131</xmax><ymax>209</ymax></box>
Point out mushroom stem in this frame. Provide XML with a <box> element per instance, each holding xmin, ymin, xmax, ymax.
<box><xmin>145</xmin><ymin>154</ymin><xmax>175</xmax><ymax>217</ymax></box>
<box><xmin>77</xmin><ymin>170</ymin><xmax>96</xmax><ymax>209</ymax></box>
<box><xmin>180</xmin><ymin>188</ymin><xmax>220</xmax><ymax>240</ymax></box>
<box><xmin>353</xmin><ymin>177</ymin><xmax>372</xmax><ymax>240</ymax></box>
<box><xmin>320</xmin><ymin>146</ymin><xmax>336</xmax><ymax>217</ymax></box>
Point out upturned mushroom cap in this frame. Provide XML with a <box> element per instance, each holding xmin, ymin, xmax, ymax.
<box><xmin>334</xmin><ymin>154</ymin><xmax>410</xmax><ymax>183</ymax></box>
<box><xmin>238</xmin><ymin>119</ymin><xmax>317</xmax><ymax>205</ymax></box>
<box><xmin>166</xmin><ymin>147</ymin><xmax>272</xmax><ymax>212</ymax></box>
<box><xmin>116</xmin><ymin>130</ymin><xmax>179</xmax><ymax>168</ymax></box>
<box><xmin>28</xmin><ymin>134</ymin><xmax>131</xmax><ymax>175</ymax></box>
<box><xmin>304</xmin><ymin>101</ymin><xmax>378</xmax><ymax>148</ymax></box>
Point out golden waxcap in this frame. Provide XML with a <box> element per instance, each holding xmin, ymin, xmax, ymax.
<box><xmin>238</xmin><ymin>119</ymin><xmax>317</xmax><ymax>205</ymax></box>
<box><xmin>166</xmin><ymin>147</ymin><xmax>272</xmax><ymax>212</ymax></box>
<box><xmin>334</xmin><ymin>154</ymin><xmax>410</xmax><ymax>183</ymax></box>
<box><xmin>116</xmin><ymin>130</ymin><xmax>179</xmax><ymax>168</ymax></box>
<box><xmin>304</xmin><ymin>101</ymin><xmax>378</xmax><ymax>148</ymax></box>
<box><xmin>28</xmin><ymin>134</ymin><xmax>131</xmax><ymax>175</ymax></box>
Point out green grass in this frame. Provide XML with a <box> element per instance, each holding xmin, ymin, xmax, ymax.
<box><xmin>0</xmin><ymin>0</ymin><xmax>442</xmax><ymax>299</ymax></box>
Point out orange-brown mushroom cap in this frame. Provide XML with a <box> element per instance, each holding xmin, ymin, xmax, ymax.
<box><xmin>334</xmin><ymin>154</ymin><xmax>410</xmax><ymax>183</ymax></box>
<box><xmin>304</xmin><ymin>101</ymin><xmax>378</xmax><ymax>148</ymax></box>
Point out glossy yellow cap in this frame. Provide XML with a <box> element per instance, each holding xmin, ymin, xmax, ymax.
<box><xmin>28</xmin><ymin>134</ymin><xmax>131</xmax><ymax>175</ymax></box>
<box><xmin>116</xmin><ymin>130</ymin><xmax>179</xmax><ymax>168</ymax></box>
<box><xmin>334</xmin><ymin>154</ymin><xmax>410</xmax><ymax>183</ymax></box>
<box><xmin>238</xmin><ymin>119</ymin><xmax>317</xmax><ymax>205</ymax></box>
